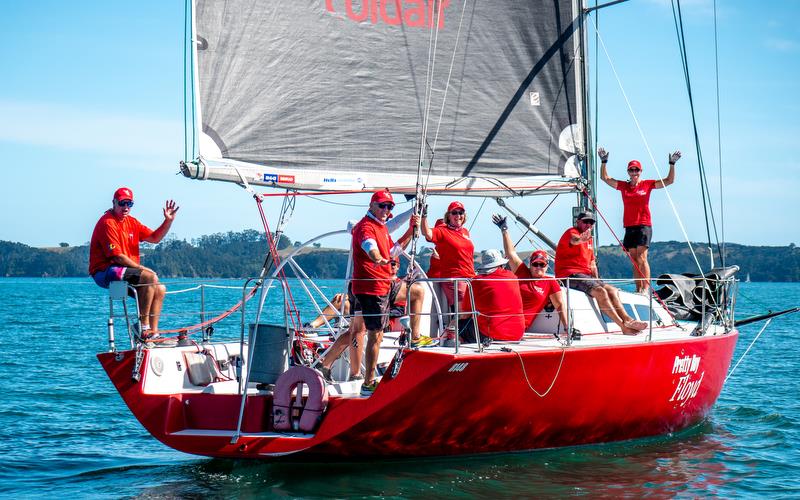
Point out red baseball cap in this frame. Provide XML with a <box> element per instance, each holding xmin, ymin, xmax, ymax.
<box><xmin>530</xmin><ymin>250</ymin><xmax>548</xmax><ymax>264</ymax></box>
<box><xmin>627</xmin><ymin>160</ymin><xmax>642</xmax><ymax>170</ymax></box>
<box><xmin>370</xmin><ymin>189</ymin><xmax>394</xmax><ymax>204</ymax></box>
<box><xmin>447</xmin><ymin>201</ymin><xmax>465</xmax><ymax>212</ymax></box>
<box><xmin>114</xmin><ymin>187</ymin><xmax>134</xmax><ymax>201</ymax></box>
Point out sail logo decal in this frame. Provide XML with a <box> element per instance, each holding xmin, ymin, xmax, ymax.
<box><xmin>263</xmin><ymin>174</ymin><xmax>296</xmax><ymax>183</ymax></box>
<box><xmin>448</xmin><ymin>362</ymin><xmax>468</xmax><ymax>373</ymax></box>
<box><xmin>325</xmin><ymin>0</ymin><xmax>450</xmax><ymax>28</ymax></box>
<box><xmin>669</xmin><ymin>354</ymin><xmax>705</xmax><ymax>407</ymax></box>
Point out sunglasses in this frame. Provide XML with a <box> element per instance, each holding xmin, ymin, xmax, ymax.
<box><xmin>579</xmin><ymin>219</ymin><xmax>595</xmax><ymax>225</ymax></box>
<box><xmin>531</xmin><ymin>262</ymin><xmax>547</xmax><ymax>268</ymax></box>
<box><xmin>450</xmin><ymin>210</ymin><xmax>465</xmax><ymax>215</ymax></box>
<box><xmin>117</xmin><ymin>200</ymin><xmax>134</xmax><ymax>208</ymax></box>
<box><xmin>377</xmin><ymin>202</ymin><xmax>394</xmax><ymax>210</ymax></box>
<box><xmin>627</xmin><ymin>168</ymin><xmax>641</xmax><ymax>173</ymax></box>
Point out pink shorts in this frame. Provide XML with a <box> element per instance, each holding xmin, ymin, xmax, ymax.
<box><xmin>441</xmin><ymin>280</ymin><xmax>468</xmax><ymax>311</ymax></box>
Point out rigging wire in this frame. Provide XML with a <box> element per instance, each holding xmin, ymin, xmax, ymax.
<box><xmin>513</xmin><ymin>194</ymin><xmax>560</xmax><ymax>248</ymax></box>
<box><xmin>183</xmin><ymin>0</ymin><xmax>189</xmax><ymax>161</ymax></box>
<box><xmin>467</xmin><ymin>197</ymin><xmax>487</xmax><ymax>232</ymax></box>
<box><xmin>420</xmin><ymin>0</ymin><xmax>471</xmax><ymax>198</ymax></box>
<box><xmin>712</xmin><ymin>0</ymin><xmax>726</xmax><ymax>265</ymax></box>
<box><xmin>724</xmin><ymin>319</ymin><xmax>771</xmax><ymax>383</ymax></box>
<box><xmin>670</xmin><ymin>0</ymin><xmax>722</xmax><ymax>263</ymax></box>
<box><xmin>588</xmin><ymin>16</ymin><xmax>705</xmax><ymax>277</ymax></box>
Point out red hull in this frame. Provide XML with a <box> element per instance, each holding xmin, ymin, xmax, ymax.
<box><xmin>98</xmin><ymin>331</ymin><xmax>737</xmax><ymax>459</ymax></box>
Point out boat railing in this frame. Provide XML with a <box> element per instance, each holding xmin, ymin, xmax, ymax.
<box><xmin>104</xmin><ymin>270</ymin><xmax>737</xmax><ymax>354</ymax></box>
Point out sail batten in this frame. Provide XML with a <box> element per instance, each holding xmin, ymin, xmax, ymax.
<box><xmin>192</xmin><ymin>0</ymin><xmax>584</xmax><ymax>194</ymax></box>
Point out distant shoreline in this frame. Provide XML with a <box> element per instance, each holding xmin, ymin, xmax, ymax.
<box><xmin>1</xmin><ymin>233</ymin><xmax>797</xmax><ymax>282</ymax></box>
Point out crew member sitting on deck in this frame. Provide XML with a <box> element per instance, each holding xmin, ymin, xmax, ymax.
<box><xmin>88</xmin><ymin>187</ymin><xmax>179</xmax><ymax>339</ymax></box>
<box><xmin>492</xmin><ymin>214</ymin><xmax>570</xmax><ymax>335</ymax></box>
<box><xmin>459</xmin><ymin>249</ymin><xmax>525</xmax><ymax>344</ymax></box>
<box><xmin>554</xmin><ymin>210</ymin><xmax>647</xmax><ymax>335</ymax></box>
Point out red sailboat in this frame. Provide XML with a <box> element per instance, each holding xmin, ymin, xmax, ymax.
<box><xmin>98</xmin><ymin>0</ymin><xmax>740</xmax><ymax>459</ymax></box>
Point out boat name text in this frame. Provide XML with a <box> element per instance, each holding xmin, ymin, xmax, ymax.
<box><xmin>672</xmin><ymin>354</ymin><xmax>701</xmax><ymax>375</ymax></box>
<box><xmin>325</xmin><ymin>0</ymin><xmax>450</xmax><ymax>29</ymax></box>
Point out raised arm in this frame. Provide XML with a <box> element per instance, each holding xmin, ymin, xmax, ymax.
<box><xmin>143</xmin><ymin>200</ymin><xmax>179</xmax><ymax>244</ymax></box>
<box><xmin>420</xmin><ymin>210</ymin><xmax>433</xmax><ymax>241</ymax></box>
<box><xmin>395</xmin><ymin>215</ymin><xmax>419</xmax><ymax>249</ymax></box>
<box><xmin>598</xmin><ymin>148</ymin><xmax>618</xmax><ymax>189</ymax></box>
<box><xmin>654</xmin><ymin>150</ymin><xmax>681</xmax><ymax>189</ymax></box>
<box><xmin>492</xmin><ymin>214</ymin><xmax>523</xmax><ymax>272</ymax></box>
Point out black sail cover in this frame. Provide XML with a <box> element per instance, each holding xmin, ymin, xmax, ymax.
<box><xmin>193</xmin><ymin>0</ymin><xmax>583</xmax><ymax>193</ymax></box>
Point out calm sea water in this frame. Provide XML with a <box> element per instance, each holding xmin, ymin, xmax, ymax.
<box><xmin>1</xmin><ymin>278</ymin><xmax>798</xmax><ymax>498</ymax></box>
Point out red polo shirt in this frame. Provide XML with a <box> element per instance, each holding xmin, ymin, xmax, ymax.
<box><xmin>351</xmin><ymin>214</ymin><xmax>395</xmax><ymax>296</ymax></box>
<box><xmin>554</xmin><ymin>228</ymin><xmax>595</xmax><ymax>278</ymax></box>
<box><xmin>515</xmin><ymin>265</ymin><xmax>561</xmax><ymax>328</ymax></box>
<box><xmin>616</xmin><ymin>179</ymin><xmax>656</xmax><ymax>227</ymax></box>
<box><xmin>88</xmin><ymin>211</ymin><xmax>153</xmax><ymax>275</ymax></box>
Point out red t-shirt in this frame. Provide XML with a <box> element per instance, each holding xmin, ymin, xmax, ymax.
<box><xmin>426</xmin><ymin>219</ymin><xmax>445</xmax><ymax>278</ymax></box>
<box><xmin>515</xmin><ymin>265</ymin><xmax>562</xmax><ymax>328</ymax></box>
<box><xmin>88</xmin><ymin>211</ymin><xmax>153</xmax><ymax>275</ymax></box>
<box><xmin>616</xmin><ymin>179</ymin><xmax>656</xmax><ymax>227</ymax></box>
<box><xmin>428</xmin><ymin>224</ymin><xmax>475</xmax><ymax>278</ymax></box>
<box><xmin>554</xmin><ymin>228</ymin><xmax>595</xmax><ymax>278</ymax></box>
<box><xmin>469</xmin><ymin>268</ymin><xmax>525</xmax><ymax>341</ymax></box>
<box><xmin>351</xmin><ymin>215</ymin><xmax>395</xmax><ymax>296</ymax></box>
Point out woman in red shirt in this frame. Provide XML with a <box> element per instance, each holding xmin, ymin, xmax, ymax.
<box><xmin>421</xmin><ymin>201</ymin><xmax>475</xmax><ymax>325</ymax></box>
<box><xmin>599</xmin><ymin>147</ymin><xmax>681</xmax><ymax>294</ymax></box>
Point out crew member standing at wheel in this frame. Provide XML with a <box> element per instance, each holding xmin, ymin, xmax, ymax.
<box><xmin>599</xmin><ymin>147</ymin><xmax>681</xmax><ymax>294</ymax></box>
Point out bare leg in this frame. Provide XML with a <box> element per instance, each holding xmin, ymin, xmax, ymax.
<box><xmin>347</xmin><ymin>315</ymin><xmax>365</xmax><ymax>378</ymax></box>
<box><xmin>409</xmin><ymin>283</ymin><xmax>424</xmax><ymax>340</ymax></box>
<box><xmin>591</xmin><ymin>287</ymin><xmax>638</xmax><ymax>334</ymax></box>
<box><xmin>320</xmin><ymin>327</ymin><xmax>355</xmax><ymax>369</ymax></box>
<box><xmin>628</xmin><ymin>247</ymin><xmax>643</xmax><ymax>292</ymax></box>
<box><xmin>136</xmin><ymin>269</ymin><xmax>159</xmax><ymax>330</ymax></box>
<box><xmin>635</xmin><ymin>246</ymin><xmax>651</xmax><ymax>292</ymax></box>
<box><xmin>364</xmin><ymin>328</ymin><xmax>384</xmax><ymax>386</ymax></box>
<box><xmin>309</xmin><ymin>293</ymin><xmax>347</xmax><ymax>328</ymax></box>
<box><xmin>149</xmin><ymin>284</ymin><xmax>166</xmax><ymax>333</ymax></box>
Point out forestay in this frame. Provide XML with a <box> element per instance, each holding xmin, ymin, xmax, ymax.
<box><xmin>185</xmin><ymin>0</ymin><xmax>585</xmax><ymax>196</ymax></box>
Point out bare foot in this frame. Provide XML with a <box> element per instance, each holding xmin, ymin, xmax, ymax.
<box><xmin>621</xmin><ymin>327</ymin><xmax>640</xmax><ymax>335</ymax></box>
<box><xmin>625</xmin><ymin>320</ymin><xmax>648</xmax><ymax>331</ymax></box>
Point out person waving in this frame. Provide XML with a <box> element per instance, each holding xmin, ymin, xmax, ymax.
<box><xmin>599</xmin><ymin>147</ymin><xmax>681</xmax><ymax>294</ymax></box>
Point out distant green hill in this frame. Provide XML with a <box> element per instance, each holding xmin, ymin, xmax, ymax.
<box><xmin>1</xmin><ymin>233</ymin><xmax>797</xmax><ymax>282</ymax></box>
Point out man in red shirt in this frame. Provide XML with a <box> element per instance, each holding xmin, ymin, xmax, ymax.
<box><xmin>460</xmin><ymin>249</ymin><xmax>525</xmax><ymax>343</ymax></box>
<box><xmin>491</xmin><ymin>214</ymin><xmax>571</xmax><ymax>337</ymax></box>
<box><xmin>89</xmin><ymin>187</ymin><xmax>179</xmax><ymax>338</ymax></box>
<box><xmin>350</xmin><ymin>189</ymin><xmax>417</xmax><ymax>396</ymax></box>
<box><xmin>554</xmin><ymin>211</ymin><xmax>647</xmax><ymax>335</ymax></box>
<box><xmin>599</xmin><ymin>147</ymin><xmax>681</xmax><ymax>293</ymax></box>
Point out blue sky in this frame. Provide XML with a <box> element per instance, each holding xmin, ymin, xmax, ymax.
<box><xmin>1</xmin><ymin>0</ymin><xmax>798</xmax><ymax>254</ymax></box>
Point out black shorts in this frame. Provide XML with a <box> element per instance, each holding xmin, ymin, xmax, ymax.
<box><xmin>354</xmin><ymin>293</ymin><xmax>390</xmax><ymax>332</ymax></box>
<box><xmin>563</xmin><ymin>273</ymin><xmax>606</xmax><ymax>295</ymax></box>
<box><xmin>623</xmin><ymin>225</ymin><xmax>652</xmax><ymax>250</ymax></box>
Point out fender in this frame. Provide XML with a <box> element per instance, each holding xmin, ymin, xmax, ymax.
<box><xmin>272</xmin><ymin>366</ymin><xmax>329</xmax><ymax>432</ymax></box>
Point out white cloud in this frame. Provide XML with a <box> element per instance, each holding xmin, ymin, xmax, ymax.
<box><xmin>0</xmin><ymin>100</ymin><xmax>184</xmax><ymax>167</ymax></box>
<box><xmin>764</xmin><ymin>37</ymin><xmax>800</xmax><ymax>52</ymax></box>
